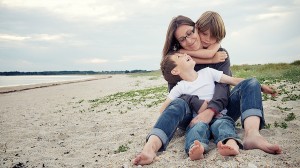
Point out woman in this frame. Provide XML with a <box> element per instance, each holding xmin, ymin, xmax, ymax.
<box><xmin>168</xmin><ymin>12</ymin><xmax>281</xmax><ymax>155</ymax></box>
<box><xmin>132</xmin><ymin>12</ymin><xmax>281</xmax><ymax>166</ymax></box>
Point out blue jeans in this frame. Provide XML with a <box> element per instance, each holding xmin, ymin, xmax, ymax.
<box><xmin>147</xmin><ymin>98</ymin><xmax>193</xmax><ymax>152</ymax></box>
<box><xmin>147</xmin><ymin>78</ymin><xmax>264</xmax><ymax>151</ymax></box>
<box><xmin>226</xmin><ymin>78</ymin><xmax>265</xmax><ymax>129</ymax></box>
<box><xmin>185</xmin><ymin>116</ymin><xmax>243</xmax><ymax>154</ymax></box>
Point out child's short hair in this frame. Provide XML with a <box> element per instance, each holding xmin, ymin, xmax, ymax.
<box><xmin>160</xmin><ymin>51</ymin><xmax>182</xmax><ymax>84</ymax></box>
<box><xmin>196</xmin><ymin>11</ymin><xmax>226</xmax><ymax>42</ymax></box>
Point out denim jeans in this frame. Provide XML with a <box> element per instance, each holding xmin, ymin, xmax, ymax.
<box><xmin>147</xmin><ymin>78</ymin><xmax>264</xmax><ymax>152</ymax></box>
<box><xmin>146</xmin><ymin>98</ymin><xmax>193</xmax><ymax>152</ymax></box>
<box><xmin>226</xmin><ymin>78</ymin><xmax>265</xmax><ymax>129</ymax></box>
<box><xmin>184</xmin><ymin>116</ymin><xmax>243</xmax><ymax>154</ymax></box>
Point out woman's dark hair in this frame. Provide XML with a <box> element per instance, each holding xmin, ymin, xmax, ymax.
<box><xmin>162</xmin><ymin>15</ymin><xmax>195</xmax><ymax>58</ymax></box>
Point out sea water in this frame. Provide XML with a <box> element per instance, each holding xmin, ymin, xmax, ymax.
<box><xmin>0</xmin><ymin>75</ymin><xmax>96</xmax><ymax>87</ymax></box>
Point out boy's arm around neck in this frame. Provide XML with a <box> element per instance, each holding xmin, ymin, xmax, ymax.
<box><xmin>179</xmin><ymin>43</ymin><xmax>220</xmax><ymax>59</ymax></box>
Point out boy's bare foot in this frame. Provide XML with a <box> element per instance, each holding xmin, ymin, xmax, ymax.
<box><xmin>188</xmin><ymin>140</ymin><xmax>204</xmax><ymax>160</ymax></box>
<box><xmin>243</xmin><ymin>131</ymin><xmax>282</xmax><ymax>154</ymax></box>
<box><xmin>217</xmin><ymin>139</ymin><xmax>240</xmax><ymax>156</ymax></box>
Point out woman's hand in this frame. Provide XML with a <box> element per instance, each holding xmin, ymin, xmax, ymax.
<box><xmin>261</xmin><ymin>85</ymin><xmax>277</xmax><ymax>97</ymax></box>
<box><xmin>189</xmin><ymin>109</ymin><xmax>214</xmax><ymax>127</ymax></box>
<box><xmin>212</xmin><ymin>51</ymin><xmax>228</xmax><ymax>63</ymax></box>
<box><xmin>179</xmin><ymin>49</ymin><xmax>185</xmax><ymax>54</ymax></box>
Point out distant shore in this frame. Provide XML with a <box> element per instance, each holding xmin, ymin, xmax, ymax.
<box><xmin>0</xmin><ymin>75</ymin><xmax>112</xmax><ymax>94</ymax></box>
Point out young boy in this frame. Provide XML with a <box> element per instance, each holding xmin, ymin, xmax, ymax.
<box><xmin>160</xmin><ymin>51</ymin><xmax>275</xmax><ymax>160</ymax></box>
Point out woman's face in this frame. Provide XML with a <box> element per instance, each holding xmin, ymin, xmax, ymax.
<box><xmin>199</xmin><ymin>29</ymin><xmax>217</xmax><ymax>48</ymax></box>
<box><xmin>175</xmin><ymin>25</ymin><xmax>201</xmax><ymax>51</ymax></box>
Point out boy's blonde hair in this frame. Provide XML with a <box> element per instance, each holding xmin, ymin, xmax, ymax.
<box><xmin>160</xmin><ymin>51</ymin><xmax>182</xmax><ymax>84</ymax></box>
<box><xmin>196</xmin><ymin>11</ymin><xmax>226</xmax><ymax>42</ymax></box>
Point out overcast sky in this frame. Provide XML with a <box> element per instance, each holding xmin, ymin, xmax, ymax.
<box><xmin>0</xmin><ymin>0</ymin><xmax>299</xmax><ymax>72</ymax></box>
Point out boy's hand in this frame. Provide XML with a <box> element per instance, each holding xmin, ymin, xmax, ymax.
<box><xmin>212</xmin><ymin>51</ymin><xmax>227</xmax><ymax>63</ymax></box>
<box><xmin>189</xmin><ymin>109</ymin><xmax>214</xmax><ymax>127</ymax></box>
<box><xmin>261</xmin><ymin>85</ymin><xmax>277</xmax><ymax>97</ymax></box>
<box><xmin>197</xmin><ymin>100</ymin><xmax>208</xmax><ymax>114</ymax></box>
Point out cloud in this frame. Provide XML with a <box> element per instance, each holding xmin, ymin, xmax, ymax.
<box><xmin>0</xmin><ymin>33</ymin><xmax>68</xmax><ymax>42</ymax></box>
<box><xmin>76</xmin><ymin>58</ymin><xmax>108</xmax><ymax>64</ymax></box>
<box><xmin>116</xmin><ymin>55</ymin><xmax>152</xmax><ymax>62</ymax></box>
<box><xmin>32</xmin><ymin>34</ymin><xmax>67</xmax><ymax>41</ymax></box>
<box><xmin>245</xmin><ymin>4</ymin><xmax>293</xmax><ymax>22</ymax></box>
<box><xmin>1</xmin><ymin>0</ymin><xmax>131</xmax><ymax>23</ymax></box>
<box><xmin>246</xmin><ymin>12</ymin><xmax>290</xmax><ymax>22</ymax></box>
<box><xmin>1</xmin><ymin>0</ymin><xmax>211</xmax><ymax>24</ymax></box>
<box><xmin>0</xmin><ymin>34</ymin><xmax>31</xmax><ymax>41</ymax></box>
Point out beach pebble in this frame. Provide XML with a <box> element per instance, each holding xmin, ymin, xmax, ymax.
<box><xmin>248</xmin><ymin>162</ymin><xmax>257</xmax><ymax>168</ymax></box>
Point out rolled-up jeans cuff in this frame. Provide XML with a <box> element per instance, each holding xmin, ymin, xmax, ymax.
<box><xmin>200</xmin><ymin>142</ymin><xmax>209</xmax><ymax>153</ymax></box>
<box><xmin>146</xmin><ymin>128</ymin><xmax>169</xmax><ymax>152</ymax></box>
<box><xmin>242</xmin><ymin>109</ymin><xmax>265</xmax><ymax>129</ymax></box>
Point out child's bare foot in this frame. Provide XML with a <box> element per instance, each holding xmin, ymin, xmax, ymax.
<box><xmin>132</xmin><ymin>151</ymin><xmax>156</xmax><ymax>165</ymax></box>
<box><xmin>217</xmin><ymin>139</ymin><xmax>240</xmax><ymax>156</ymax></box>
<box><xmin>188</xmin><ymin>140</ymin><xmax>204</xmax><ymax>161</ymax></box>
<box><xmin>243</xmin><ymin>131</ymin><xmax>282</xmax><ymax>154</ymax></box>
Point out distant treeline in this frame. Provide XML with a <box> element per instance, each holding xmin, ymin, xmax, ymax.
<box><xmin>0</xmin><ymin>70</ymin><xmax>151</xmax><ymax>76</ymax></box>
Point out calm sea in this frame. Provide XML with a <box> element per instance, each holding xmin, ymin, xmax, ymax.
<box><xmin>0</xmin><ymin>75</ymin><xmax>96</xmax><ymax>87</ymax></box>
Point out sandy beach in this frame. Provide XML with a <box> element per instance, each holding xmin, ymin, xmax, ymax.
<box><xmin>0</xmin><ymin>74</ymin><xmax>299</xmax><ymax>168</ymax></box>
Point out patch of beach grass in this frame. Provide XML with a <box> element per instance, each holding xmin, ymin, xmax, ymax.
<box><xmin>274</xmin><ymin>121</ymin><xmax>288</xmax><ymax>129</ymax></box>
<box><xmin>285</xmin><ymin>113</ymin><xmax>296</xmax><ymax>122</ymax></box>
<box><xmin>231</xmin><ymin>61</ymin><xmax>300</xmax><ymax>83</ymax></box>
<box><xmin>282</xmin><ymin>93</ymin><xmax>300</xmax><ymax>102</ymax></box>
<box><xmin>276</xmin><ymin>106</ymin><xmax>293</xmax><ymax>112</ymax></box>
<box><xmin>128</xmin><ymin>70</ymin><xmax>161</xmax><ymax>80</ymax></box>
<box><xmin>114</xmin><ymin>144</ymin><xmax>130</xmax><ymax>154</ymax></box>
<box><xmin>88</xmin><ymin>85</ymin><xmax>168</xmax><ymax>111</ymax></box>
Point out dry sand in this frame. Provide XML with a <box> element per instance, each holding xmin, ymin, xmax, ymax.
<box><xmin>0</xmin><ymin>74</ymin><xmax>299</xmax><ymax>168</ymax></box>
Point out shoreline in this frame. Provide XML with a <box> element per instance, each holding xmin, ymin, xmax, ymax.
<box><xmin>0</xmin><ymin>75</ymin><xmax>112</xmax><ymax>94</ymax></box>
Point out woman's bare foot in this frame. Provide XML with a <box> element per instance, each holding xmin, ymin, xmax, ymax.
<box><xmin>132</xmin><ymin>135</ymin><xmax>161</xmax><ymax>165</ymax></box>
<box><xmin>217</xmin><ymin>139</ymin><xmax>240</xmax><ymax>156</ymax></box>
<box><xmin>132</xmin><ymin>151</ymin><xmax>156</xmax><ymax>165</ymax></box>
<box><xmin>188</xmin><ymin>140</ymin><xmax>204</xmax><ymax>161</ymax></box>
<box><xmin>243</xmin><ymin>131</ymin><xmax>282</xmax><ymax>154</ymax></box>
